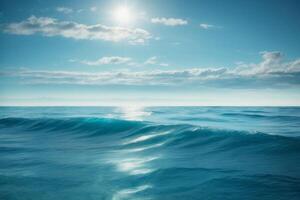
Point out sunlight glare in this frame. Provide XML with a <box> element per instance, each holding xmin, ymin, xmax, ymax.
<box><xmin>113</xmin><ymin>5</ymin><xmax>134</xmax><ymax>25</ymax></box>
<box><xmin>119</xmin><ymin>106</ymin><xmax>151</xmax><ymax>121</ymax></box>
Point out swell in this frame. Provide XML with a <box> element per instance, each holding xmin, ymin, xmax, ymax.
<box><xmin>1</xmin><ymin>116</ymin><xmax>300</xmax><ymax>199</ymax></box>
<box><xmin>221</xmin><ymin>112</ymin><xmax>300</xmax><ymax>121</ymax></box>
<box><xmin>0</xmin><ymin>117</ymin><xmax>143</xmax><ymax>136</ymax></box>
<box><xmin>1</xmin><ymin>117</ymin><xmax>300</xmax><ymax>154</ymax></box>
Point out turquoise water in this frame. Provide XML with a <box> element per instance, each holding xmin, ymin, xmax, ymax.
<box><xmin>0</xmin><ymin>107</ymin><xmax>300</xmax><ymax>199</ymax></box>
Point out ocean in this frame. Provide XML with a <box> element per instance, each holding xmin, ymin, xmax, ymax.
<box><xmin>0</xmin><ymin>106</ymin><xmax>300</xmax><ymax>200</ymax></box>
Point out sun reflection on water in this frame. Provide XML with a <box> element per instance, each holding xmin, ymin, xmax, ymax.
<box><xmin>105</xmin><ymin>106</ymin><xmax>167</xmax><ymax>199</ymax></box>
<box><xmin>124</xmin><ymin>130</ymin><xmax>171</xmax><ymax>145</ymax></box>
<box><xmin>118</xmin><ymin>106</ymin><xmax>152</xmax><ymax>121</ymax></box>
<box><xmin>112</xmin><ymin>184</ymin><xmax>152</xmax><ymax>200</ymax></box>
<box><xmin>110</xmin><ymin>156</ymin><xmax>159</xmax><ymax>175</ymax></box>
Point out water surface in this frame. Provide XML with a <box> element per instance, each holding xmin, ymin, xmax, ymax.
<box><xmin>0</xmin><ymin>107</ymin><xmax>300</xmax><ymax>200</ymax></box>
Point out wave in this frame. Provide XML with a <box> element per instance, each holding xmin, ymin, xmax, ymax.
<box><xmin>221</xmin><ymin>112</ymin><xmax>300</xmax><ymax>121</ymax></box>
<box><xmin>1</xmin><ymin>117</ymin><xmax>299</xmax><ymax>153</ymax></box>
<box><xmin>1</xmin><ymin>116</ymin><xmax>300</xmax><ymax>199</ymax></box>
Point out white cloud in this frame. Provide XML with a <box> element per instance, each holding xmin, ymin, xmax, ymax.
<box><xmin>151</xmin><ymin>18</ymin><xmax>188</xmax><ymax>26</ymax></box>
<box><xmin>56</xmin><ymin>7</ymin><xmax>73</xmax><ymax>14</ymax></box>
<box><xmin>79</xmin><ymin>56</ymin><xmax>169</xmax><ymax>67</ymax></box>
<box><xmin>144</xmin><ymin>56</ymin><xmax>157</xmax><ymax>65</ymax></box>
<box><xmin>90</xmin><ymin>7</ymin><xmax>97</xmax><ymax>12</ymax></box>
<box><xmin>3</xmin><ymin>68</ymin><xmax>228</xmax><ymax>86</ymax></box>
<box><xmin>235</xmin><ymin>51</ymin><xmax>300</xmax><ymax>75</ymax></box>
<box><xmin>4</xmin><ymin>16</ymin><xmax>152</xmax><ymax>45</ymax></box>
<box><xmin>81</xmin><ymin>56</ymin><xmax>132</xmax><ymax>66</ymax></box>
<box><xmin>144</xmin><ymin>56</ymin><xmax>169</xmax><ymax>67</ymax></box>
<box><xmin>199</xmin><ymin>23</ymin><xmax>216</xmax><ymax>29</ymax></box>
<box><xmin>160</xmin><ymin>63</ymin><xmax>169</xmax><ymax>67</ymax></box>
<box><xmin>2</xmin><ymin>51</ymin><xmax>300</xmax><ymax>88</ymax></box>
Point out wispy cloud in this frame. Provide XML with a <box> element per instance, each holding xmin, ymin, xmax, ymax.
<box><xmin>78</xmin><ymin>56</ymin><xmax>168</xmax><ymax>67</ymax></box>
<box><xmin>56</xmin><ymin>7</ymin><xmax>73</xmax><ymax>14</ymax></box>
<box><xmin>81</xmin><ymin>56</ymin><xmax>132</xmax><ymax>66</ymax></box>
<box><xmin>4</xmin><ymin>16</ymin><xmax>152</xmax><ymax>45</ymax></box>
<box><xmin>2</xmin><ymin>51</ymin><xmax>299</xmax><ymax>88</ymax></box>
<box><xmin>90</xmin><ymin>6</ymin><xmax>97</xmax><ymax>12</ymax></box>
<box><xmin>160</xmin><ymin>63</ymin><xmax>169</xmax><ymax>67</ymax></box>
<box><xmin>144</xmin><ymin>56</ymin><xmax>169</xmax><ymax>66</ymax></box>
<box><xmin>199</xmin><ymin>23</ymin><xmax>219</xmax><ymax>30</ymax></box>
<box><xmin>1</xmin><ymin>68</ymin><xmax>228</xmax><ymax>86</ymax></box>
<box><xmin>151</xmin><ymin>17</ymin><xmax>188</xmax><ymax>26</ymax></box>
<box><xmin>144</xmin><ymin>56</ymin><xmax>157</xmax><ymax>65</ymax></box>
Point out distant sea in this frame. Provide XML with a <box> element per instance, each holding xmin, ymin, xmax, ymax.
<box><xmin>0</xmin><ymin>107</ymin><xmax>300</xmax><ymax>200</ymax></box>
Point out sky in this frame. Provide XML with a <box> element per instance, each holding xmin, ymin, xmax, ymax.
<box><xmin>0</xmin><ymin>0</ymin><xmax>300</xmax><ymax>106</ymax></box>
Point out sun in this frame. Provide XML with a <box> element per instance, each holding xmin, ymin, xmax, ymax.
<box><xmin>113</xmin><ymin>5</ymin><xmax>134</xmax><ymax>25</ymax></box>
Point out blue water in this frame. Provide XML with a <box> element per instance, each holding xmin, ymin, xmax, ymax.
<box><xmin>0</xmin><ymin>107</ymin><xmax>300</xmax><ymax>200</ymax></box>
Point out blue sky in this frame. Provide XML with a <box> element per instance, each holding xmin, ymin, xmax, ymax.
<box><xmin>1</xmin><ymin>0</ymin><xmax>300</xmax><ymax>106</ymax></box>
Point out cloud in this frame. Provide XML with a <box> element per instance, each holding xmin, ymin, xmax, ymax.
<box><xmin>235</xmin><ymin>51</ymin><xmax>300</xmax><ymax>75</ymax></box>
<box><xmin>160</xmin><ymin>63</ymin><xmax>169</xmax><ymax>67</ymax></box>
<box><xmin>144</xmin><ymin>56</ymin><xmax>157</xmax><ymax>65</ymax></box>
<box><xmin>2</xmin><ymin>51</ymin><xmax>300</xmax><ymax>88</ymax></box>
<box><xmin>4</xmin><ymin>16</ymin><xmax>152</xmax><ymax>45</ymax></box>
<box><xmin>151</xmin><ymin>18</ymin><xmax>188</xmax><ymax>26</ymax></box>
<box><xmin>199</xmin><ymin>23</ymin><xmax>217</xmax><ymax>29</ymax></box>
<box><xmin>81</xmin><ymin>56</ymin><xmax>132</xmax><ymax>66</ymax></box>
<box><xmin>2</xmin><ymin>68</ymin><xmax>229</xmax><ymax>86</ymax></box>
<box><xmin>144</xmin><ymin>56</ymin><xmax>169</xmax><ymax>67</ymax></box>
<box><xmin>56</xmin><ymin>7</ymin><xmax>73</xmax><ymax>14</ymax></box>
<box><xmin>78</xmin><ymin>56</ymin><xmax>169</xmax><ymax>67</ymax></box>
<box><xmin>90</xmin><ymin>7</ymin><xmax>97</xmax><ymax>12</ymax></box>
